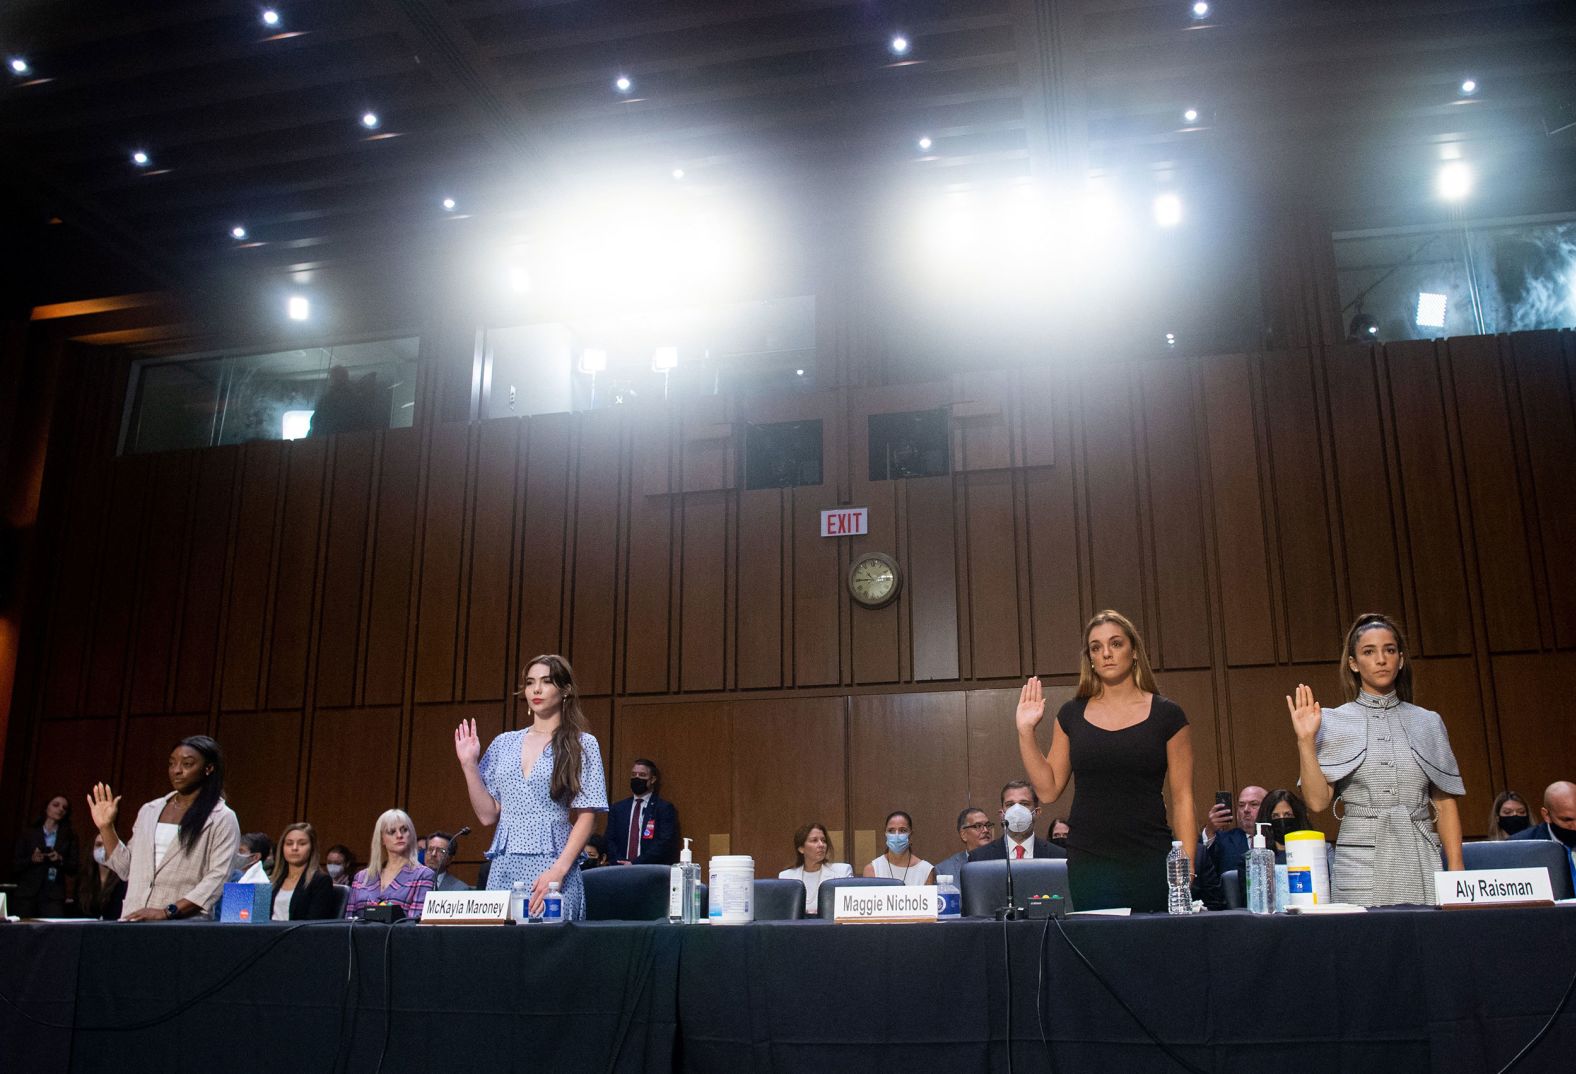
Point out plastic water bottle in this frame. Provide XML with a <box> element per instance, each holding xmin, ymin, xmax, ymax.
<box><xmin>542</xmin><ymin>881</ymin><xmax>564</xmax><ymax>924</ymax></box>
<box><xmin>936</xmin><ymin>874</ymin><xmax>962</xmax><ymax>920</ymax></box>
<box><xmin>1165</xmin><ymin>840</ymin><xmax>1192</xmax><ymax>915</ymax></box>
<box><xmin>510</xmin><ymin>881</ymin><xmax>529</xmax><ymax>923</ymax></box>
<box><xmin>1245</xmin><ymin>823</ymin><xmax>1276</xmax><ymax>915</ymax></box>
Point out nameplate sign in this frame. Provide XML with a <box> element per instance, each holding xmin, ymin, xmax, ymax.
<box><xmin>420</xmin><ymin>890</ymin><xmax>512</xmax><ymax>924</ymax></box>
<box><xmin>1434</xmin><ymin>868</ymin><xmax>1554</xmax><ymax>908</ymax></box>
<box><xmin>820</xmin><ymin>508</ymin><xmax>868</xmax><ymax>537</ymax></box>
<box><xmin>834</xmin><ymin>886</ymin><xmax>938</xmax><ymax>923</ymax></box>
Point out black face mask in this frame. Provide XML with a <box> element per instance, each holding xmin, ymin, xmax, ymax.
<box><xmin>1050</xmin><ymin>836</ymin><xmax>1067</xmax><ymax>848</ymax></box>
<box><xmin>1496</xmin><ymin>814</ymin><xmax>1531</xmax><ymax>837</ymax></box>
<box><xmin>1550</xmin><ymin>821</ymin><xmax>1576</xmax><ymax>849</ymax></box>
<box><xmin>630</xmin><ymin>777</ymin><xmax>650</xmax><ymax>796</ymax></box>
<box><xmin>1269</xmin><ymin>817</ymin><xmax>1297</xmax><ymax>844</ymax></box>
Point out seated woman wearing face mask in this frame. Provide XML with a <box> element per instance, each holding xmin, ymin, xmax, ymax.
<box><xmin>863</xmin><ymin>811</ymin><xmax>934</xmax><ymax>885</ymax></box>
<box><xmin>324</xmin><ymin>844</ymin><xmax>356</xmax><ymax>885</ymax></box>
<box><xmin>1487</xmin><ymin>792</ymin><xmax>1531</xmax><ymax>840</ymax></box>
<box><xmin>1255</xmin><ymin>789</ymin><xmax>1312</xmax><ymax>861</ymax></box>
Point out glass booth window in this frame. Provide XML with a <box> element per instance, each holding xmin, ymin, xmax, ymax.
<box><xmin>123</xmin><ymin>338</ymin><xmax>418</xmax><ymax>454</ymax></box>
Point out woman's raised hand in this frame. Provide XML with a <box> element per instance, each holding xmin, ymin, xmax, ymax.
<box><xmin>1015</xmin><ymin>676</ymin><xmax>1047</xmax><ymax>734</ymax></box>
<box><xmin>454</xmin><ymin>718</ymin><xmax>482</xmax><ymax>768</ymax></box>
<box><xmin>86</xmin><ymin>783</ymin><xmax>120</xmax><ymax>830</ymax></box>
<box><xmin>1286</xmin><ymin>684</ymin><xmax>1322</xmax><ymax>743</ymax></box>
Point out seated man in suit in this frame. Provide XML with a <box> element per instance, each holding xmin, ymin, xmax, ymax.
<box><xmin>607</xmin><ymin>758</ymin><xmax>680</xmax><ymax>865</ymax></box>
<box><xmin>1510</xmin><ymin>780</ymin><xmax>1576</xmax><ymax>888</ymax></box>
<box><xmin>937</xmin><ymin>807</ymin><xmax>997</xmax><ymax>881</ymax></box>
<box><xmin>1198</xmin><ymin>785</ymin><xmax>1266</xmax><ymax>880</ymax></box>
<box><xmin>424</xmin><ymin>830</ymin><xmax>471</xmax><ymax>893</ymax></box>
<box><xmin>969</xmin><ymin>780</ymin><xmax>1067</xmax><ymax>862</ymax></box>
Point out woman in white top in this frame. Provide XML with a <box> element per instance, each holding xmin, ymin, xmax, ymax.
<box><xmin>778</xmin><ymin>822</ymin><xmax>853</xmax><ymax>914</ymax></box>
<box><xmin>863</xmin><ymin>810</ymin><xmax>934</xmax><ymax>885</ymax></box>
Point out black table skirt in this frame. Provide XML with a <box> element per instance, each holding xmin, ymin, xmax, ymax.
<box><xmin>2</xmin><ymin>909</ymin><xmax>1572</xmax><ymax>1073</ymax></box>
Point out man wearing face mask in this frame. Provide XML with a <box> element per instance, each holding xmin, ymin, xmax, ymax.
<box><xmin>1509</xmin><ymin>781</ymin><xmax>1576</xmax><ymax>891</ymax></box>
<box><xmin>230</xmin><ymin>832</ymin><xmax>271</xmax><ymax>883</ymax></box>
<box><xmin>968</xmin><ymin>781</ymin><xmax>1068</xmax><ymax>862</ymax></box>
<box><xmin>606</xmin><ymin>758</ymin><xmax>680</xmax><ymax>865</ymax></box>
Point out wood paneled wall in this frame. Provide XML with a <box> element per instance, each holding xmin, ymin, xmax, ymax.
<box><xmin>10</xmin><ymin>331</ymin><xmax>1576</xmax><ymax>875</ymax></box>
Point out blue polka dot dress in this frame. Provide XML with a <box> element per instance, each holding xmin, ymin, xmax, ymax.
<box><xmin>478</xmin><ymin>729</ymin><xmax>608</xmax><ymax>920</ymax></box>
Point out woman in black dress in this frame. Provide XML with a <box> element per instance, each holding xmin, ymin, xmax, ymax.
<box><xmin>1014</xmin><ymin>610</ymin><xmax>1197</xmax><ymax>912</ymax></box>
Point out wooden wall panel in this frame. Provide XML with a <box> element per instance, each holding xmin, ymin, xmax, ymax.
<box><xmin>622</xmin><ymin>483</ymin><xmax>673</xmax><ymax>694</ymax></box>
<box><xmin>568</xmin><ymin>411</ymin><xmax>621</xmax><ymax>695</ymax></box>
<box><xmin>962</xmin><ymin>471</ymin><xmax>1021</xmax><ymax>680</ymax></box>
<box><xmin>218</xmin><ymin>710</ymin><xmax>304</xmax><ymax>839</ymax></box>
<box><xmin>303</xmin><ymin>706</ymin><xmax>401</xmax><ymax>857</ymax></box>
<box><xmin>83</xmin><ymin>457</ymin><xmax>150</xmax><ymax>716</ymax></box>
<box><xmin>848</xmin><ymin>482</ymin><xmax>900</xmax><ymax>685</ymax></box>
<box><xmin>1223</xmin><ymin>665</ymin><xmax>1340</xmax><ymax>820</ymax></box>
<box><xmin>613</xmin><ymin>701</ymin><xmax>732</xmax><ymax>857</ymax></box>
<box><xmin>1508</xmin><ymin>332</ymin><xmax>1576</xmax><ymax>647</ymax></box>
<box><xmin>792</xmin><ymin>487</ymin><xmax>840</xmax><ymax>686</ymax></box>
<box><xmin>1024</xmin><ymin>374</ymin><xmax>1083</xmax><ymax>676</ymax></box>
<box><xmin>28</xmin><ymin>719</ymin><xmax>117</xmax><ymax>843</ymax></box>
<box><xmin>463</xmin><ymin>419</ymin><xmax>519</xmax><ymax>701</ymax></box>
<box><xmin>1323</xmin><ymin>345</ymin><xmax>1404</xmax><ymax>618</ymax></box>
<box><xmin>413</xmin><ymin>424</ymin><xmax>468</xmax><ymax>702</ymax></box>
<box><xmin>362</xmin><ymin>428</ymin><xmax>419</xmax><ymax>707</ymax></box>
<box><xmin>266</xmin><ymin>438</ymin><xmax>327</xmax><ymax>710</ymax></box>
<box><xmin>1139</xmin><ymin>362</ymin><xmax>1212</xmax><ymax>670</ymax></box>
<box><xmin>1159</xmin><ymin>669</ymin><xmax>1221</xmax><ymax>834</ymax></box>
<box><xmin>849</xmin><ymin>691</ymin><xmax>967</xmax><ymax>868</ymax></box>
<box><xmin>1384</xmin><ymin>341</ymin><xmax>1473</xmax><ymax>656</ymax></box>
<box><xmin>40</xmin><ymin>437</ymin><xmax>110</xmax><ymax>717</ymax></box>
<box><xmin>1259</xmin><ymin>352</ymin><xmax>1342</xmax><ymax>664</ymax></box>
<box><xmin>680</xmin><ymin>491</ymin><xmax>728</xmax><ymax>692</ymax></box>
<box><xmin>517</xmin><ymin>414</ymin><xmax>571</xmax><ymax>661</ymax></box>
<box><xmin>128</xmin><ymin>453</ymin><xmax>194</xmax><ymax>714</ymax></box>
<box><xmin>1199</xmin><ymin>356</ymin><xmax>1277</xmax><ymax>665</ymax></box>
<box><xmin>965</xmin><ymin>686</ymin><xmax>1043</xmax><ymax>812</ymax></box>
<box><xmin>730</xmin><ymin>697</ymin><xmax>846</xmax><ymax>868</ymax></box>
<box><xmin>405</xmin><ymin>702</ymin><xmax>504</xmax><ymax>846</ymax></box>
<box><xmin>1079</xmin><ymin>372</ymin><xmax>1146</xmax><ymax>633</ymax></box>
<box><xmin>680</xmin><ymin>396</ymin><xmax>734</xmax><ymax>493</ymax></box>
<box><xmin>952</xmin><ymin>370</ymin><xmax>1013</xmax><ymax>472</ymax></box>
<box><xmin>316</xmin><ymin>432</ymin><xmax>375</xmax><ymax>709</ymax></box>
<box><xmin>173</xmin><ymin>447</ymin><xmax>238</xmax><ymax>713</ymax></box>
<box><xmin>1410</xmin><ymin>656</ymin><xmax>1493</xmax><ymax>840</ymax></box>
<box><xmin>1490</xmin><ymin>652</ymin><xmax>1576</xmax><ymax>820</ymax></box>
<box><xmin>1446</xmin><ymin>337</ymin><xmax>1539</xmax><ymax>652</ymax></box>
<box><xmin>1019</xmin><ymin>367</ymin><xmax>1056</xmax><ymax>468</ymax></box>
<box><xmin>220</xmin><ymin>442</ymin><xmax>282</xmax><ymax>712</ymax></box>
<box><xmin>735</xmin><ymin>490</ymin><xmax>784</xmax><ymax>689</ymax></box>
<box><xmin>905</xmin><ymin>476</ymin><xmax>959</xmax><ymax>682</ymax></box>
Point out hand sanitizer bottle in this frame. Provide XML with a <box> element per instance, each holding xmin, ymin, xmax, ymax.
<box><xmin>669</xmin><ymin>837</ymin><xmax>701</xmax><ymax>923</ymax></box>
<box><xmin>1245</xmin><ymin>822</ymin><xmax>1276</xmax><ymax>915</ymax></box>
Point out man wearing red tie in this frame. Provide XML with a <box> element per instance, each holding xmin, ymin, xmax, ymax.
<box><xmin>968</xmin><ymin>781</ymin><xmax>1067</xmax><ymax>863</ymax></box>
<box><xmin>606</xmin><ymin>758</ymin><xmax>680</xmax><ymax>866</ymax></box>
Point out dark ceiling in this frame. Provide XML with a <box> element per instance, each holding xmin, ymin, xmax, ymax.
<box><xmin>3</xmin><ymin>0</ymin><xmax>1575</xmax><ymax>333</ymax></box>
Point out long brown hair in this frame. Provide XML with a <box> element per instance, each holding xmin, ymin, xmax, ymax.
<box><xmin>269</xmin><ymin>821</ymin><xmax>323</xmax><ymax>887</ymax></box>
<box><xmin>516</xmin><ymin>654</ymin><xmax>590</xmax><ymax>807</ymax></box>
<box><xmin>1339</xmin><ymin>612</ymin><xmax>1413</xmax><ymax>702</ymax></box>
<box><xmin>1076</xmin><ymin>610</ymin><xmax>1159</xmax><ymax>698</ymax></box>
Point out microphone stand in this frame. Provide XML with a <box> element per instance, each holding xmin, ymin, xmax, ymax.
<box><xmin>997</xmin><ymin>834</ymin><xmax>1023</xmax><ymax>921</ymax></box>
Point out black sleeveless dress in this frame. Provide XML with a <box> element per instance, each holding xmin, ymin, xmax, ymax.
<box><xmin>1056</xmin><ymin>694</ymin><xmax>1188</xmax><ymax>912</ymax></box>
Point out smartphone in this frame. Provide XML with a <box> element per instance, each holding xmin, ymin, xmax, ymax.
<box><xmin>1214</xmin><ymin>791</ymin><xmax>1232</xmax><ymax>814</ymax></box>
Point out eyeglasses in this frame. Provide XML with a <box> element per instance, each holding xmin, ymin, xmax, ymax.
<box><xmin>961</xmin><ymin>822</ymin><xmax>996</xmax><ymax>833</ymax></box>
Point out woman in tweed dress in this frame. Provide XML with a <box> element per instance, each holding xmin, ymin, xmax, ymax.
<box><xmin>1287</xmin><ymin>613</ymin><xmax>1465</xmax><ymax>906</ymax></box>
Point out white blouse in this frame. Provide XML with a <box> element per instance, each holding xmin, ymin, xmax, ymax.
<box><xmin>778</xmin><ymin>862</ymin><xmax>853</xmax><ymax>913</ymax></box>
<box><xmin>867</xmin><ymin>855</ymin><xmax>934</xmax><ymax>885</ymax></box>
<box><xmin>273</xmin><ymin>883</ymin><xmax>293</xmax><ymax>921</ymax></box>
<box><xmin>153</xmin><ymin>822</ymin><xmax>180</xmax><ymax>871</ymax></box>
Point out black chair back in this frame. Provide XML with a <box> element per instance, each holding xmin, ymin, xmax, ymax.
<box><xmin>328</xmin><ymin>883</ymin><xmax>350</xmax><ymax>920</ymax></box>
<box><xmin>1221</xmin><ymin>869</ymin><xmax>1245</xmax><ymax>909</ymax></box>
<box><xmin>816</xmin><ymin>877</ymin><xmax>903</xmax><ymax>919</ymax></box>
<box><xmin>960</xmin><ymin>859</ymin><xmax>1073</xmax><ymax>917</ymax></box>
<box><xmin>583</xmin><ymin>864</ymin><xmax>672</xmax><ymax>920</ymax></box>
<box><xmin>1461</xmin><ymin>839</ymin><xmax>1574</xmax><ymax>900</ymax></box>
<box><xmin>753</xmin><ymin>879</ymin><xmax>807</xmax><ymax>921</ymax></box>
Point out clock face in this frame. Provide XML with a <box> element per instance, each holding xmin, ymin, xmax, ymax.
<box><xmin>848</xmin><ymin>553</ymin><xmax>901</xmax><ymax>608</ymax></box>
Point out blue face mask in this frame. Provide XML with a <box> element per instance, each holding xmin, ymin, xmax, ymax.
<box><xmin>886</xmin><ymin>832</ymin><xmax>910</xmax><ymax>854</ymax></box>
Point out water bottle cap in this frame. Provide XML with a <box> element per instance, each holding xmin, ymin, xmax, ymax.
<box><xmin>1170</xmin><ymin>840</ymin><xmax>1182</xmax><ymax>848</ymax></box>
<box><xmin>937</xmin><ymin>874</ymin><xmax>952</xmax><ymax>884</ymax></box>
<box><xmin>548</xmin><ymin>881</ymin><xmax>560</xmax><ymax>891</ymax></box>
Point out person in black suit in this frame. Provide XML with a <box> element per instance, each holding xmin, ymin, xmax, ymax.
<box><xmin>11</xmin><ymin>794</ymin><xmax>79</xmax><ymax>917</ymax></box>
<box><xmin>269</xmin><ymin>822</ymin><xmax>340</xmax><ymax>920</ymax></box>
<box><xmin>606</xmin><ymin>758</ymin><xmax>680</xmax><ymax>865</ymax></box>
<box><xmin>1510</xmin><ymin>781</ymin><xmax>1576</xmax><ymax>887</ymax></box>
<box><xmin>968</xmin><ymin>781</ymin><xmax>1068</xmax><ymax>862</ymax></box>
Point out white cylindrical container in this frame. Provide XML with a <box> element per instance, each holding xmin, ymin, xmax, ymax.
<box><xmin>707</xmin><ymin>855</ymin><xmax>755</xmax><ymax>925</ymax></box>
<box><xmin>1284</xmin><ymin>830</ymin><xmax>1331</xmax><ymax>906</ymax></box>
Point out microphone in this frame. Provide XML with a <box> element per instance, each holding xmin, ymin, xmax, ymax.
<box><xmin>1000</xmin><ymin>838</ymin><xmax>1020</xmax><ymax>921</ymax></box>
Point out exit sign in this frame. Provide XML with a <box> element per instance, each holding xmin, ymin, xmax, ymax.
<box><xmin>820</xmin><ymin>508</ymin><xmax>869</xmax><ymax>537</ymax></box>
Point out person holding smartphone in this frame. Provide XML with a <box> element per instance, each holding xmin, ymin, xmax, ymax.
<box><xmin>1198</xmin><ymin>785</ymin><xmax>1267</xmax><ymax>880</ymax></box>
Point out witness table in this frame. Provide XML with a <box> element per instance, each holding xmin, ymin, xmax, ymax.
<box><xmin>2</xmin><ymin>908</ymin><xmax>1572</xmax><ymax>1073</ymax></box>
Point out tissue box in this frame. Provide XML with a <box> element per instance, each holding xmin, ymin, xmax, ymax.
<box><xmin>220</xmin><ymin>882</ymin><xmax>274</xmax><ymax>923</ymax></box>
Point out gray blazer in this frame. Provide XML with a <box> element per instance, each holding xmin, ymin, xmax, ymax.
<box><xmin>107</xmin><ymin>793</ymin><xmax>240</xmax><ymax>919</ymax></box>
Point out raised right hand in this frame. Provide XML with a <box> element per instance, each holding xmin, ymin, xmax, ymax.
<box><xmin>1286</xmin><ymin>684</ymin><xmax>1322</xmax><ymax>743</ymax></box>
<box><xmin>454</xmin><ymin>718</ymin><xmax>482</xmax><ymax>768</ymax></box>
<box><xmin>87</xmin><ymin>783</ymin><xmax>120</xmax><ymax>830</ymax></box>
<box><xmin>1015</xmin><ymin>676</ymin><xmax>1047</xmax><ymax>734</ymax></box>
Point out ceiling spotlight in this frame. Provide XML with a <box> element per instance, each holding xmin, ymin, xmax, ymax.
<box><xmin>1191</xmin><ymin>1</ymin><xmax>1210</xmax><ymax>18</ymax></box>
<box><xmin>651</xmin><ymin>346</ymin><xmax>679</xmax><ymax>372</ymax></box>
<box><xmin>360</xmin><ymin>111</ymin><xmax>380</xmax><ymax>129</ymax></box>
<box><xmin>1347</xmin><ymin>312</ymin><xmax>1380</xmax><ymax>342</ymax></box>
<box><xmin>230</xmin><ymin>225</ymin><xmax>247</xmax><ymax>240</ymax></box>
<box><xmin>890</xmin><ymin>35</ymin><xmax>910</xmax><ymax>56</ymax></box>
<box><xmin>262</xmin><ymin>9</ymin><xmax>280</xmax><ymax>27</ymax></box>
<box><xmin>1459</xmin><ymin>79</ymin><xmax>1477</xmax><ymax>96</ymax></box>
<box><xmin>615</xmin><ymin>75</ymin><xmax>632</xmax><ymax>93</ymax></box>
<box><xmin>795</xmin><ymin>369</ymin><xmax>805</xmax><ymax>376</ymax></box>
<box><xmin>1153</xmin><ymin>192</ymin><xmax>1183</xmax><ymax>227</ymax></box>
<box><xmin>442</xmin><ymin>197</ymin><xmax>456</xmax><ymax>211</ymax></box>
<box><xmin>1415</xmin><ymin>292</ymin><xmax>1448</xmax><ymax>329</ymax></box>
<box><xmin>917</xmin><ymin>135</ymin><xmax>933</xmax><ymax>151</ymax></box>
<box><xmin>671</xmin><ymin>168</ymin><xmax>685</xmax><ymax>180</ymax></box>
<box><xmin>131</xmin><ymin>149</ymin><xmax>150</xmax><ymax>166</ymax></box>
<box><xmin>1183</xmin><ymin>108</ymin><xmax>1199</xmax><ymax>123</ymax></box>
<box><xmin>9</xmin><ymin>57</ymin><xmax>29</xmax><ymax>75</ymax></box>
<box><xmin>1165</xmin><ymin>332</ymin><xmax>1177</xmax><ymax>347</ymax></box>
<box><xmin>578</xmin><ymin>348</ymin><xmax>608</xmax><ymax>374</ymax></box>
<box><xmin>287</xmin><ymin>295</ymin><xmax>310</xmax><ymax>321</ymax></box>
<box><xmin>1437</xmin><ymin>161</ymin><xmax>1472</xmax><ymax>202</ymax></box>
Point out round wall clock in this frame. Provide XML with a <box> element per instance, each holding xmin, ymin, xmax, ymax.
<box><xmin>848</xmin><ymin>552</ymin><xmax>902</xmax><ymax>608</ymax></box>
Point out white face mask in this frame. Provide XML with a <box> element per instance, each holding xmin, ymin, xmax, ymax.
<box><xmin>1003</xmin><ymin>803</ymin><xmax>1035</xmax><ymax>834</ymax></box>
<box><xmin>93</xmin><ymin>846</ymin><xmax>108</xmax><ymax>865</ymax></box>
<box><xmin>326</xmin><ymin>863</ymin><xmax>344</xmax><ymax>878</ymax></box>
<box><xmin>232</xmin><ymin>853</ymin><xmax>255</xmax><ymax>873</ymax></box>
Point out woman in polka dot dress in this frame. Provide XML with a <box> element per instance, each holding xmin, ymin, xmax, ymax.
<box><xmin>454</xmin><ymin>654</ymin><xmax>608</xmax><ymax>919</ymax></box>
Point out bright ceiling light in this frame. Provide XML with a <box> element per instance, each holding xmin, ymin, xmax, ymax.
<box><xmin>1459</xmin><ymin>79</ymin><xmax>1477</xmax><ymax>96</ymax></box>
<box><xmin>287</xmin><ymin>295</ymin><xmax>310</xmax><ymax>321</ymax></box>
<box><xmin>671</xmin><ymin>168</ymin><xmax>685</xmax><ymax>180</ymax></box>
<box><xmin>507</xmin><ymin>266</ymin><xmax>530</xmax><ymax>294</ymax></box>
<box><xmin>615</xmin><ymin>75</ymin><xmax>632</xmax><ymax>93</ymax></box>
<box><xmin>917</xmin><ymin>135</ymin><xmax>933</xmax><ymax>151</ymax></box>
<box><xmin>1183</xmin><ymin>108</ymin><xmax>1199</xmax><ymax>123</ymax></box>
<box><xmin>262</xmin><ymin>9</ymin><xmax>281</xmax><ymax>27</ymax></box>
<box><xmin>230</xmin><ymin>225</ymin><xmax>247</xmax><ymax>240</ymax></box>
<box><xmin>1415</xmin><ymin>292</ymin><xmax>1448</xmax><ymax>328</ymax></box>
<box><xmin>1153</xmin><ymin>192</ymin><xmax>1183</xmax><ymax>227</ymax></box>
<box><xmin>442</xmin><ymin>197</ymin><xmax>456</xmax><ymax>211</ymax></box>
<box><xmin>1191</xmin><ymin>2</ymin><xmax>1210</xmax><ymax>18</ymax></box>
<box><xmin>360</xmin><ymin>111</ymin><xmax>380</xmax><ymax>129</ymax></box>
<box><xmin>795</xmin><ymin>368</ymin><xmax>805</xmax><ymax>376</ymax></box>
<box><xmin>9</xmin><ymin>57</ymin><xmax>29</xmax><ymax>75</ymax></box>
<box><xmin>651</xmin><ymin>346</ymin><xmax>679</xmax><ymax>372</ymax></box>
<box><xmin>1437</xmin><ymin>161</ymin><xmax>1472</xmax><ymax>202</ymax></box>
<box><xmin>578</xmin><ymin>348</ymin><xmax>608</xmax><ymax>374</ymax></box>
<box><xmin>890</xmin><ymin>35</ymin><xmax>910</xmax><ymax>55</ymax></box>
<box><xmin>132</xmin><ymin>149</ymin><xmax>150</xmax><ymax>166</ymax></box>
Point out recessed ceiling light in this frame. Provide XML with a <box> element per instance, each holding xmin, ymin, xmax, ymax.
<box><xmin>917</xmin><ymin>135</ymin><xmax>933</xmax><ymax>151</ymax></box>
<box><xmin>9</xmin><ymin>57</ymin><xmax>29</xmax><ymax>76</ymax></box>
<box><xmin>132</xmin><ymin>149</ymin><xmax>150</xmax><ymax>166</ymax></box>
<box><xmin>1153</xmin><ymin>192</ymin><xmax>1183</xmax><ymax>227</ymax></box>
<box><xmin>671</xmin><ymin>168</ymin><xmax>685</xmax><ymax>180</ymax></box>
<box><xmin>231</xmin><ymin>225</ymin><xmax>247</xmax><ymax>240</ymax></box>
<box><xmin>360</xmin><ymin>111</ymin><xmax>380</xmax><ymax>129</ymax></box>
<box><xmin>442</xmin><ymin>197</ymin><xmax>456</xmax><ymax>211</ymax></box>
<box><xmin>890</xmin><ymin>35</ymin><xmax>910</xmax><ymax>56</ymax></box>
<box><xmin>262</xmin><ymin>9</ymin><xmax>280</xmax><ymax>27</ymax></box>
<box><xmin>795</xmin><ymin>368</ymin><xmax>805</xmax><ymax>376</ymax></box>
<box><xmin>1191</xmin><ymin>1</ymin><xmax>1210</xmax><ymax>19</ymax></box>
<box><xmin>615</xmin><ymin>75</ymin><xmax>632</xmax><ymax>93</ymax></box>
<box><xmin>1437</xmin><ymin>161</ymin><xmax>1472</xmax><ymax>202</ymax></box>
<box><xmin>1459</xmin><ymin>79</ymin><xmax>1477</xmax><ymax>96</ymax></box>
<box><xmin>287</xmin><ymin>295</ymin><xmax>310</xmax><ymax>321</ymax></box>
<box><xmin>1183</xmin><ymin>108</ymin><xmax>1199</xmax><ymax>123</ymax></box>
